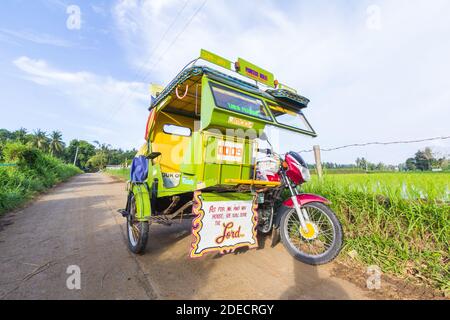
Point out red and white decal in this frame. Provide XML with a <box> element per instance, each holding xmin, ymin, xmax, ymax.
<box><xmin>217</xmin><ymin>141</ymin><xmax>243</xmax><ymax>162</ymax></box>
<box><xmin>285</xmin><ymin>153</ymin><xmax>303</xmax><ymax>185</ymax></box>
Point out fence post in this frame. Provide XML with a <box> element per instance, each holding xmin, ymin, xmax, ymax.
<box><xmin>313</xmin><ymin>145</ymin><xmax>323</xmax><ymax>179</ymax></box>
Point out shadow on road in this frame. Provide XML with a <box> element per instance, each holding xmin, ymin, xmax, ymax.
<box><xmin>133</xmin><ymin>219</ymin><xmax>350</xmax><ymax>299</ymax></box>
<box><xmin>279</xmin><ymin>259</ymin><xmax>350</xmax><ymax>299</ymax></box>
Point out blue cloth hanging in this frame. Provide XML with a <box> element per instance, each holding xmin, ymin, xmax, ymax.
<box><xmin>130</xmin><ymin>156</ymin><xmax>148</xmax><ymax>183</ymax></box>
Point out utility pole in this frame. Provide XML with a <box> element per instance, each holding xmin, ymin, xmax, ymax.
<box><xmin>73</xmin><ymin>146</ymin><xmax>79</xmax><ymax>166</ymax></box>
<box><xmin>313</xmin><ymin>145</ymin><xmax>323</xmax><ymax>179</ymax></box>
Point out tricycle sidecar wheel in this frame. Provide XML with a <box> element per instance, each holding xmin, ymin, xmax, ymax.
<box><xmin>126</xmin><ymin>195</ymin><xmax>149</xmax><ymax>254</ymax></box>
<box><xmin>279</xmin><ymin>202</ymin><xmax>343</xmax><ymax>265</ymax></box>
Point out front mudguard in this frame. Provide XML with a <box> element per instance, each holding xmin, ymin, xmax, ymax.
<box><xmin>128</xmin><ymin>183</ymin><xmax>152</xmax><ymax>222</ymax></box>
<box><xmin>270</xmin><ymin>194</ymin><xmax>330</xmax><ymax>247</ymax></box>
<box><xmin>283</xmin><ymin>193</ymin><xmax>330</xmax><ymax>208</ymax></box>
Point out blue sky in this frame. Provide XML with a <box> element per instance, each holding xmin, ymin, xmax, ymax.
<box><xmin>1</xmin><ymin>0</ymin><xmax>449</xmax><ymax>165</ymax></box>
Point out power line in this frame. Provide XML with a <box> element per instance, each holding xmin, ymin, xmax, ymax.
<box><xmin>108</xmin><ymin>0</ymin><xmax>208</xmax><ymax>121</ymax></box>
<box><xmin>140</xmin><ymin>0</ymin><xmax>208</xmax><ymax>84</ymax></box>
<box><xmin>298</xmin><ymin>136</ymin><xmax>450</xmax><ymax>153</ymax></box>
<box><xmin>132</xmin><ymin>0</ymin><xmax>190</xmax><ymax>84</ymax></box>
<box><xmin>106</xmin><ymin>1</ymin><xmax>190</xmax><ymax>121</ymax></box>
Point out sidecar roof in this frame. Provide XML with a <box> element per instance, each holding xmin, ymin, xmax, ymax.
<box><xmin>149</xmin><ymin>66</ymin><xmax>310</xmax><ymax>112</ymax></box>
<box><xmin>148</xmin><ymin>64</ymin><xmax>316</xmax><ymax>137</ymax></box>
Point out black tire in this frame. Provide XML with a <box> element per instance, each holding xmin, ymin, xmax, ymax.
<box><xmin>279</xmin><ymin>202</ymin><xmax>343</xmax><ymax>265</ymax></box>
<box><xmin>126</xmin><ymin>195</ymin><xmax>149</xmax><ymax>254</ymax></box>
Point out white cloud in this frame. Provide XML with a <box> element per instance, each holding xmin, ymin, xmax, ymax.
<box><xmin>111</xmin><ymin>0</ymin><xmax>450</xmax><ymax>164</ymax></box>
<box><xmin>0</xmin><ymin>28</ymin><xmax>74</xmax><ymax>47</ymax></box>
<box><xmin>13</xmin><ymin>56</ymin><xmax>89</xmax><ymax>83</ymax></box>
<box><xmin>13</xmin><ymin>56</ymin><xmax>149</xmax><ymax>149</ymax></box>
<box><xmin>91</xmin><ymin>4</ymin><xmax>108</xmax><ymax>16</ymax></box>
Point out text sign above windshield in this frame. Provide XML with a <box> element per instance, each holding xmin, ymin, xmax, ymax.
<box><xmin>210</xmin><ymin>83</ymin><xmax>272</xmax><ymax>121</ymax></box>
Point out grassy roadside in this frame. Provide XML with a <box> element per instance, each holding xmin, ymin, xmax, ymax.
<box><xmin>0</xmin><ymin>143</ymin><xmax>82</xmax><ymax>215</ymax></box>
<box><xmin>303</xmin><ymin>173</ymin><xmax>449</xmax><ymax>293</ymax></box>
<box><xmin>104</xmin><ymin>168</ymin><xmax>130</xmax><ymax>181</ymax></box>
<box><xmin>103</xmin><ymin>168</ymin><xmax>449</xmax><ymax>293</ymax></box>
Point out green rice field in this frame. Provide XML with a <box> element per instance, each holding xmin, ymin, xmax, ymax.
<box><xmin>303</xmin><ymin>172</ymin><xmax>449</xmax><ymax>292</ymax></box>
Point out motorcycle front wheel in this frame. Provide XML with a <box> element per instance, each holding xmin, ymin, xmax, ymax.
<box><xmin>279</xmin><ymin>202</ymin><xmax>343</xmax><ymax>265</ymax></box>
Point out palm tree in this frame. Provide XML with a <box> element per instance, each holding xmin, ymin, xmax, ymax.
<box><xmin>93</xmin><ymin>141</ymin><xmax>112</xmax><ymax>165</ymax></box>
<box><xmin>14</xmin><ymin>127</ymin><xmax>28</xmax><ymax>143</ymax></box>
<box><xmin>49</xmin><ymin>131</ymin><xmax>65</xmax><ymax>157</ymax></box>
<box><xmin>32</xmin><ymin>129</ymin><xmax>49</xmax><ymax>151</ymax></box>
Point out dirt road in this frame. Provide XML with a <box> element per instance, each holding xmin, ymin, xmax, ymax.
<box><xmin>0</xmin><ymin>173</ymin><xmax>379</xmax><ymax>300</ymax></box>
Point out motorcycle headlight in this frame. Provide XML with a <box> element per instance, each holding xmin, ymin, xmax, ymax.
<box><xmin>300</xmin><ymin>165</ymin><xmax>311</xmax><ymax>182</ymax></box>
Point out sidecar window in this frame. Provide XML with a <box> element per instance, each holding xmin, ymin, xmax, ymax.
<box><xmin>268</xmin><ymin>104</ymin><xmax>315</xmax><ymax>134</ymax></box>
<box><xmin>163</xmin><ymin>124</ymin><xmax>192</xmax><ymax>137</ymax></box>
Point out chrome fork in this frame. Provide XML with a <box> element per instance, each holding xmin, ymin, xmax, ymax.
<box><xmin>283</xmin><ymin>173</ymin><xmax>310</xmax><ymax>232</ymax></box>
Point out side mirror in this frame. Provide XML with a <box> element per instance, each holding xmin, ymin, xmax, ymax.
<box><xmin>259</xmin><ymin>132</ymin><xmax>268</xmax><ymax>141</ymax></box>
<box><xmin>259</xmin><ymin>132</ymin><xmax>273</xmax><ymax>150</ymax></box>
<box><xmin>146</xmin><ymin>152</ymin><xmax>161</xmax><ymax>160</ymax></box>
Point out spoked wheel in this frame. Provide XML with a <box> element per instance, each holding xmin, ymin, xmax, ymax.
<box><xmin>126</xmin><ymin>194</ymin><xmax>149</xmax><ymax>254</ymax></box>
<box><xmin>279</xmin><ymin>202</ymin><xmax>343</xmax><ymax>265</ymax></box>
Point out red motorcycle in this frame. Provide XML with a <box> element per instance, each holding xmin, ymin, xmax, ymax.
<box><xmin>256</xmin><ymin>136</ymin><xmax>343</xmax><ymax>265</ymax></box>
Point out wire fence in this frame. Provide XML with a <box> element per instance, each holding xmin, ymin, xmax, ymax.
<box><xmin>295</xmin><ymin>135</ymin><xmax>450</xmax><ymax>175</ymax></box>
<box><xmin>298</xmin><ymin>136</ymin><xmax>450</xmax><ymax>153</ymax></box>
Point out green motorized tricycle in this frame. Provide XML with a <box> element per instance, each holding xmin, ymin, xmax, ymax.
<box><xmin>119</xmin><ymin>49</ymin><xmax>342</xmax><ymax>264</ymax></box>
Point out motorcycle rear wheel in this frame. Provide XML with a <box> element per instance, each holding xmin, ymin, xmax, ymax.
<box><xmin>126</xmin><ymin>195</ymin><xmax>149</xmax><ymax>254</ymax></box>
<box><xmin>279</xmin><ymin>202</ymin><xmax>343</xmax><ymax>265</ymax></box>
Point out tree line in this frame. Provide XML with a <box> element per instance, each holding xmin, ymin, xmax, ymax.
<box><xmin>316</xmin><ymin>147</ymin><xmax>448</xmax><ymax>172</ymax></box>
<box><xmin>402</xmin><ymin>147</ymin><xmax>448</xmax><ymax>171</ymax></box>
<box><xmin>2</xmin><ymin>128</ymin><xmax>447</xmax><ymax>172</ymax></box>
<box><xmin>0</xmin><ymin>128</ymin><xmax>136</xmax><ymax>171</ymax></box>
